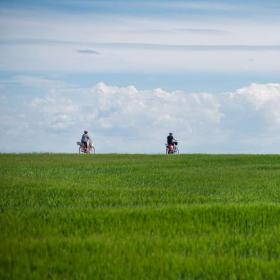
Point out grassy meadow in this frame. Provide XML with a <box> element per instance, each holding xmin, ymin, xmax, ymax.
<box><xmin>1</xmin><ymin>154</ymin><xmax>280</xmax><ymax>279</ymax></box>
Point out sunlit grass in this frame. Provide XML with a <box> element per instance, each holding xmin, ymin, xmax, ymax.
<box><xmin>1</xmin><ymin>154</ymin><xmax>280</xmax><ymax>279</ymax></box>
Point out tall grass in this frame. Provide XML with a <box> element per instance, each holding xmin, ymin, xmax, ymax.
<box><xmin>1</xmin><ymin>154</ymin><xmax>280</xmax><ymax>279</ymax></box>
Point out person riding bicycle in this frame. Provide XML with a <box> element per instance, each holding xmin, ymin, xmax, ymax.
<box><xmin>167</xmin><ymin>132</ymin><xmax>177</xmax><ymax>153</ymax></box>
<box><xmin>81</xmin><ymin>130</ymin><xmax>91</xmax><ymax>151</ymax></box>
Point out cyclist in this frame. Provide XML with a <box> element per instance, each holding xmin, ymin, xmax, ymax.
<box><xmin>167</xmin><ymin>132</ymin><xmax>176</xmax><ymax>153</ymax></box>
<box><xmin>81</xmin><ymin>130</ymin><xmax>91</xmax><ymax>152</ymax></box>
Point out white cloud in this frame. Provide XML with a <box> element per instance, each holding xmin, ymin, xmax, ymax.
<box><xmin>228</xmin><ymin>83</ymin><xmax>280</xmax><ymax>125</ymax></box>
<box><xmin>14</xmin><ymin>75</ymin><xmax>69</xmax><ymax>88</ymax></box>
<box><xmin>1</xmin><ymin>79</ymin><xmax>280</xmax><ymax>153</ymax></box>
<box><xmin>0</xmin><ymin>8</ymin><xmax>280</xmax><ymax>73</ymax></box>
<box><xmin>31</xmin><ymin>94</ymin><xmax>79</xmax><ymax>130</ymax></box>
<box><xmin>1</xmin><ymin>43</ymin><xmax>279</xmax><ymax>73</ymax></box>
<box><xmin>1</xmin><ymin>7</ymin><xmax>279</xmax><ymax>45</ymax></box>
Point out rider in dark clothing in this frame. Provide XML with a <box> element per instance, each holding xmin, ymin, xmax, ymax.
<box><xmin>167</xmin><ymin>133</ymin><xmax>174</xmax><ymax>145</ymax></box>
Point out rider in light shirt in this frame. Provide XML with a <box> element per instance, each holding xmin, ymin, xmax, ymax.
<box><xmin>81</xmin><ymin>130</ymin><xmax>91</xmax><ymax>150</ymax></box>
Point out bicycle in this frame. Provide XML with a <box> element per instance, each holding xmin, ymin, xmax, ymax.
<box><xmin>77</xmin><ymin>141</ymin><xmax>95</xmax><ymax>154</ymax></box>
<box><xmin>165</xmin><ymin>141</ymin><xmax>179</xmax><ymax>154</ymax></box>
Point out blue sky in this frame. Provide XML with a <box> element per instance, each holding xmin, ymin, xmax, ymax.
<box><xmin>0</xmin><ymin>0</ymin><xmax>280</xmax><ymax>153</ymax></box>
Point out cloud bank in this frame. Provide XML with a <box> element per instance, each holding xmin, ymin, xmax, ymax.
<box><xmin>1</xmin><ymin>79</ymin><xmax>280</xmax><ymax>153</ymax></box>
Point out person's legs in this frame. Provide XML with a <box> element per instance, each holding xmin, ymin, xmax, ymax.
<box><xmin>82</xmin><ymin>141</ymin><xmax>87</xmax><ymax>151</ymax></box>
<box><xmin>168</xmin><ymin>144</ymin><xmax>174</xmax><ymax>153</ymax></box>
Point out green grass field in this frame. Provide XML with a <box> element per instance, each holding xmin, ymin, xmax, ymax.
<box><xmin>1</xmin><ymin>154</ymin><xmax>280</xmax><ymax>279</ymax></box>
